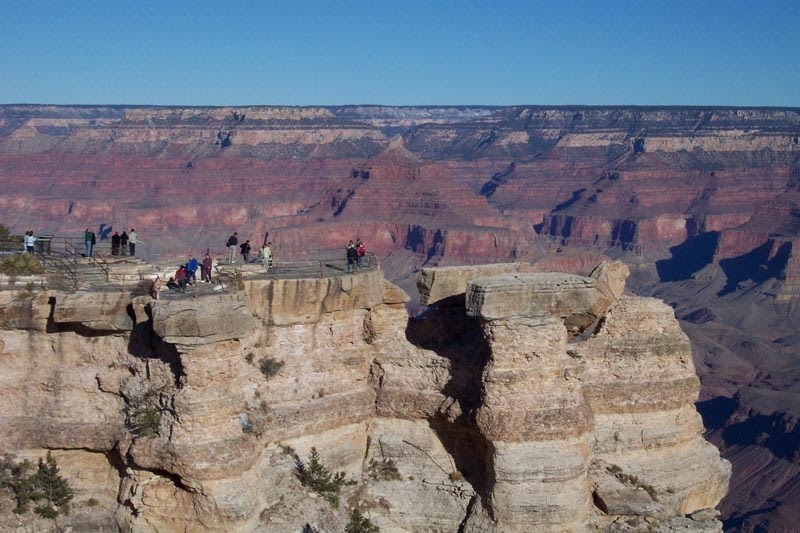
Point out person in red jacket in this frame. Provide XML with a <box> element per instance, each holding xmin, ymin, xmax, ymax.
<box><xmin>356</xmin><ymin>239</ymin><xmax>366</xmax><ymax>267</ymax></box>
<box><xmin>174</xmin><ymin>265</ymin><xmax>188</xmax><ymax>293</ymax></box>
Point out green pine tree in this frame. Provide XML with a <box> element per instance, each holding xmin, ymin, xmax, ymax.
<box><xmin>31</xmin><ymin>452</ymin><xmax>74</xmax><ymax>518</ymax></box>
<box><xmin>345</xmin><ymin>509</ymin><xmax>380</xmax><ymax>533</ymax></box>
<box><xmin>296</xmin><ymin>447</ymin><xmax>353</xmax><ymax>507</ymax></box>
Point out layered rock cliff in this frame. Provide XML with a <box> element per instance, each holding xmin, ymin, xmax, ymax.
<box><xmin>0</xmin><ymin>261</ymin><xmax>728</xmax><ymax>531</ymax></box>
<box><xmin>2</xmin><ymin>103</ymin><xmax>798</xmax><ymax>529</ymax></box>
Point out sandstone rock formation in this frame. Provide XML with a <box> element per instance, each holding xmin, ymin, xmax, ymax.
<box><xmin>7</xmin><ymin>102</ymin><xmax>797</xmax><ymax>528</ymax></box>
<box><xmin>0</xmin><ymin>260</ymin><xmax>728</xmax><ymax>531</ymax></box>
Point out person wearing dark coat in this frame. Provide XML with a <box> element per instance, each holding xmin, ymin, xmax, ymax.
<box><xmin>111</xmin><ymin>231</ymin><xmax>121</xmax><ymax>256</ymax></box>
<box><xmin>346</xmin><ymin>240</ymin><xmax>358</xmax><ymax>273</ymax></box>
<box><xmin>120</xmin><ymin>231</ymin><xmax>129</xmax><ymax>255</ymax></box>
<box><xmin>240</xmin><ymin>240</ymin><xmax>251</xmax><ymax>263</ymax></box>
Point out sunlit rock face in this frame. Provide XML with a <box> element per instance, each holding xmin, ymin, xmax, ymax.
<box><xmin>0</xmin><ymin>260</ymin><xmax>728</xmax><ymax>531</ymax></box>
<box><xmin>4</xmin><ymin>103</ymin><xmax>798</xmax><ymax>529</ymax></box>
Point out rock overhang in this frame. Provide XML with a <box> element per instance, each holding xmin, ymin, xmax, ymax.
<box><xmin>466</xmin><ymin>272</ymin><xmax>600</xmax><ymax>322</ymax></box>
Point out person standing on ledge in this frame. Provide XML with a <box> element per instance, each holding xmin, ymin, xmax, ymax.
<box><xmin>346</xmin><ymin>239</ymin><xmax>358</xmax><ymax>273</ymax></box>
<box><xmin>111</xmin><ymin>231</ymin><xmax>121</xmax><ymax>256</ymax></box>
<box><xmin>201</xmin><ymin>253</ymin><xmax>213</xmax><ymax>283</ymax></box>
<box><xmin>24</xmin><ymin>231</ymin><xmax>36</xmax><ymax>254</ymax></box>
<box><xmin>186</xmin><ymin>255</ymin><xmax>199</xmax><ymax>284</ymax></box>
<box><xmin>356</xmin><ymin>239</ymin><xmax>365</xmax><ymax>267</ymax></box>
<box><xmin>128</xmin><ymin>228</ymin><xmax>138</xmax><ymax>256</ymax></box>
<box><xmin>84</xmin><ymin>227</ymin><xmax>95</xmax><ymax>258</ymax></box>
<box><xmin>120</xmin><ymin>230</ymin><xmax>129</xmax><ymax>255</ymax></box>
<box><xmin>261</xmin><ymin>241</ymin><xmax>273</xmax><ymax>271</ymax></box>
<box><xmin>226</xmin><ymin>232</ymin><xmax>238</xmax><ymax>264</ymax></box>
<box><xmin>240</xmin><ymin>239</ymin><xmax>251</xmax><ymax>263</ymax></box>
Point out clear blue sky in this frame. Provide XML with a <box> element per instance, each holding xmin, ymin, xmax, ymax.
<box><xmin>1</xmin><ymin>0</ymin><xmax>797</xmax><ymax>107</ymax></box>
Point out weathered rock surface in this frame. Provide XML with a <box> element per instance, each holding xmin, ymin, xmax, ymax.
<box><xmin>0</xmin><ymin>260</ymin><xmax>728</xmax><ymax>531</ymax></box>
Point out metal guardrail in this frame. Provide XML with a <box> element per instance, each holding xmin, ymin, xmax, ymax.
<box><xmin>3</xmin><ymin>237</ymin><xmax>381</xmax><ymax>296</ymax></box>
<box><xmin>215</xmin><ymin>251</ymin><xmax>378</xmax><ymax>281</ymax></box>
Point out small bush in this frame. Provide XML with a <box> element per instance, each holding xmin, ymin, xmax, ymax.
<box><xmin>296</xmin><ymin>447</ymin><xmax>354</xmax><ymax>507</ymax></box>
<box><xmin>607</xmin><ymin>464</ymin><xmax>658</xmax><ymax>500</ymax></box>
<box><xmin>25</xmin><ymin>281</ymin><xmax>36</xmax><ymax>293</ymax></box>
<box><xmin>259</xmin><ymin>357</ymin><xmax>284</xmax><ymax>379</ymax></box>
<box><xmin>345</xmin><ymin>509</ymin><xmax>380</xmax><ymax>533</ymax></box>
<box><xmin>362</xmin><ymin>315</ymin><xmax>376</xmax><ymax>344</ymax></box>
<box><xmin>86</xmin><ymin>498</ymin><xmax>99</xmax><ymax>507</ymax></box>
<box><xmin>368</xmin><ymin>459</ymin><xmax>401</xmax><ymax>481</ymax></box>
<box><xmin>0</xmin><ymin>253</ymin><xmax>43</xmax><ymax>277</ymax></box>
<box><xmin>245</xmin><ymin>352</ymin><xmax>255</xmax><ymax>365</ymax></box>
<box><xmin>131</xmin><ymin>406</ymin><xmax>161</xmax><ymax>438</ymax></box>
<box><xmin>128</xmin><ymin>389</ymin><xmax>163</xmax><ymax>438</ymax></box>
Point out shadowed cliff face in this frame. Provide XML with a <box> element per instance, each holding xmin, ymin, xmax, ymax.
<box><xmin>2</xmin><ymin>104</ymin><xmax>800</xmax><ymax>529</ymax></box>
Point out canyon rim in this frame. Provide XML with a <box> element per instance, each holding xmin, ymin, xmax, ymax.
<box><xmin>1</xmin><ymin>104</ymin><xmax>800</xmax><ymax>531</ymax></box>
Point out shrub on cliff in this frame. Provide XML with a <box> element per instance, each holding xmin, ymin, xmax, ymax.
<box><xmin>0</xmin><ymin>252</ymin><xmax>43</xmax><ymax>279</ymax></box>
<box><xmin>345</xmin><ymin>509</ymin><xmax>380</xmax><ymax>533</ymax></box>
<box><xmin>0</xmin><ymin>224</ymin><xmax>19</xmax><ymax>252</ymax></box>
<box><xmin>127</xmin><ymin>389</ymin><xmax>163</xmax><ymax>438</ymax></box>
<box><xmin>367</xmin><ymin>458</ymin><xmax>401</xmax><ymax>481</ymax></box>
<box><xmin>0</xmin><ymin>452</ymin><xmax>74</xmax><ymax>518</ymax></box>
<box><xmin>259</xmin><ymin>357</ymin><xmax>284</xmax><ymax>378</ymax></box>
<box><xmin>296</xmin><ymin>447</ymin><xmax>354</xmax><ymax>506</ymax></box>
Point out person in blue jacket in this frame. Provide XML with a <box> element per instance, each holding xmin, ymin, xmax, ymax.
<box><xmin>186</xmin><ymin>255</ymin><xmax>199</xmax><ymax>284</ymax></box>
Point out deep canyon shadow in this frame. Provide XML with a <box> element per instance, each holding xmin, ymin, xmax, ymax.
<box><xmin>655</xmin><ymin>231</ymin><xmax>719</xmax><ymax>282</ymax></box>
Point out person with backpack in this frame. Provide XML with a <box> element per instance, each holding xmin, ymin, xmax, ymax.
<box><xmin>226</xmin><ymin>232</ymin><xmax>238</xmax><ymax>264</ymax></box>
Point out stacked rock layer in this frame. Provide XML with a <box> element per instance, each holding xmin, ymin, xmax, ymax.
<box><xmin>0</xmin><ymin>261</ymin><xmax>728</xmax><ymax>532</ymax></box>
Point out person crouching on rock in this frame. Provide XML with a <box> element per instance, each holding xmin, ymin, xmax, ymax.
<box><xmin>174</xmin><ymin>265</ymin><xmax>188</xmax><ymax>293</ymax></box>
<box><xmin>240</xmin><ymin>240</ymin><xmax>251</xmax><ymax>263</ymax></box>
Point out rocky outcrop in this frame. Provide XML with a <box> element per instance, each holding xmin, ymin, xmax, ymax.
<box><xmin>0</xmin><ymin>260</ymin><xmax>729</xmax><ymax>531</ymax></box>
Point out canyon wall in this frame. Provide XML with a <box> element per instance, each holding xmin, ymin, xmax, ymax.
<box><xmin>2</xmin><ymin>104</ymin><xmax>800</xmax><ymax>530</ymax></box>
<box><xmin>0</xmin><ymin>262</ymin><xmax>728</xmax><ymax>531</ymax></box>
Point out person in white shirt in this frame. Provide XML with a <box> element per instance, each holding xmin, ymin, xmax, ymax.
<box><xmin>261</xmin><ymin>242</ymin><xmax>273</xmax><ymax>271</ymax></box>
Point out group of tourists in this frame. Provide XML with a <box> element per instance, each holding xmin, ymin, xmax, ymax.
<box><xmin>110</xmin><ymin>230</ymin><xmax>137</xmax><ymax>256</ymax></box>
<box><xmin>165</xmin><ymin>253</ymin><xmax>214</xmax><ymax>293</ymax></box>
<box><xmin>346</xmin><ymin>239</ymin><xmax>366</xmax><ymax>272</ymax></box>
<box><xmin>225</xmin><ymin>232</ymin><xmax>274</xmax><ymax>270</ymax></box>
<box><xmin>83</xmin><ymin>227</ymin><xmax>138</xmax><ymax>257</ymax></box>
